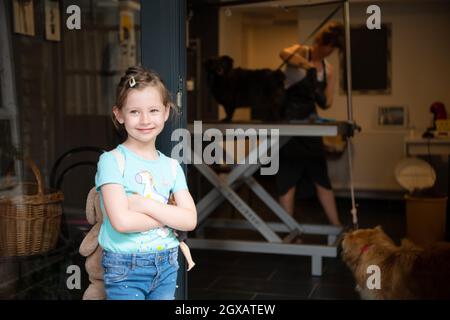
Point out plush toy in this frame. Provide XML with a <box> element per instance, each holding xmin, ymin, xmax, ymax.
<box><xmin>79</xmin><ymin>187</ymin><xmax>106</xmax><ymax>300</ymax></box>
<box><xmin>79</xmin><ymin>188</ymin><xmax>195</xmax><ymax>300</ymax></box>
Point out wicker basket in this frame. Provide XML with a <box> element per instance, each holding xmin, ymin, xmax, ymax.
<box><xmin>0</xmin><ymin>158</ymin><xmax>64</xmax><ymax>256</ymax></box>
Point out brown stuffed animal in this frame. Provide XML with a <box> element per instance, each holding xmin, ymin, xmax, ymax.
<box><xmin>79</xmin><ymin>187</ymin><xmax>106</xmax><ymax>300</ymax></box>
<box><xmin>79</xmin><ymin>189</ymin><xmax>195</xmax><ymax>300</ymax></box>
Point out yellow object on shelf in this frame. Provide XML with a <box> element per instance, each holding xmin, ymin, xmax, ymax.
<box><xmin>436</xmin><ymin>119</ymin><xmax>450</xmax><ymax>132</ymax></box>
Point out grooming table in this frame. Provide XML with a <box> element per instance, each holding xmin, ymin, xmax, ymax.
<box><xmin>187</xmin><ymin>121</ymin><xmax>354</xmax><ymax>276</ymax></box>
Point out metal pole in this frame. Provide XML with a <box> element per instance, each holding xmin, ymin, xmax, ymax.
<box><xmin>343</xmin><ymin>0</ymin><xmax>358</xmax><ymax>227</ymax></box>
<box><xmin>343</xmin><ymin>0</ymin><xmax>353</xmax><ymax>121</ymax></box>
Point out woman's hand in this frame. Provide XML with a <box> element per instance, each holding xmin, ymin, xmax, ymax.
<box><xmin>280</xmin><ymin>44</ymin><xmax>314</xmax><ymax>69</ymax></box>
<box><xmin>324</xmin><ymin>63</ymin><xmax>335</xmax><ymax>108</ymax></box>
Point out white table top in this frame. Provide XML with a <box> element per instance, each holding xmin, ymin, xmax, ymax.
<box><xmin>404</xmin><ymin>134</ymin><xmax>450</xmax><ymax>156</ymax></box>
<box><xmin>405</xmin><ymin>135</ymin><xmax>450</xmax><ymax>144</ymax></box>
<box><xmin>187</xmin><ymin>121</ymin><xmax>352</xmax><ymax>137</ymax></box>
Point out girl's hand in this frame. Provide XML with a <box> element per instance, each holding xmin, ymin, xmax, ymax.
<box><xmin>101</xmin><ymin>184</ymin><xmax>163</xmax><ymax>232</ymax></box>
<box><xmin>126</xmin><ymin>190</ymin><xmax>196</xmax><ymax>231</ymax></box>
<box><xmin>168</xmin><ymin>193</ymin><xmax>177</xmax><ymax>206</ymax></box>
<box><xmin>127</xmin><ymin>193</ymin><xmax>164</xmax><ymax>228</ymax></box>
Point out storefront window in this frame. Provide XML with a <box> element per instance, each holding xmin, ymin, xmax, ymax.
<box><xmin>0</xmin><ymin>0</ymin><xmax>141</xmax><ymax>299</ymax></box>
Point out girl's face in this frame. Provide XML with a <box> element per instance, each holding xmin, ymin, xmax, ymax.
<box><xmin>113</xmin><ymin>86</ymin><xmax>170</xmax><ymax>146</ymax></box>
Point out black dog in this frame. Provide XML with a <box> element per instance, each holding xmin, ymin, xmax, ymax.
<box><xmin>205</xmin><ymin>56</ymin><xmax>285</xmax><ymax>122</ymax></box>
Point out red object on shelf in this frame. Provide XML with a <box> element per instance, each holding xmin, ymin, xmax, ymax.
<box><xmin>430</xmin><ymin>101</ymin><xmax>447</xmax><ymax>120</ymax></box>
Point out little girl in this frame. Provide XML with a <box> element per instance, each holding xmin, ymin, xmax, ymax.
<box><xmin>95</xmin><ymin>66</ymin><xmax>197</xmax><ymax>300</ymax></box>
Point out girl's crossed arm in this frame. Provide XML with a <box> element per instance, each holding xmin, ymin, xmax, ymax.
<box><xmin>127</xmin><ymin>190</ymin><xmax>197</xmax><ymax>232</ymax></box>
<box><xmin>101</xmin><ymin>183</ymin><xmax>163</xmax><ymax>233</ymax></box>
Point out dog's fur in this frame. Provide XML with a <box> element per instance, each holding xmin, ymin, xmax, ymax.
<box><xmin>342</xmin><ymin>226</ymin><xmax>450</xmax><ymax>299</ymax></box>
<box><xmin>205</xmin><ymin>55</ymin><xmax>285</xmax><ymax>122</ymax></box>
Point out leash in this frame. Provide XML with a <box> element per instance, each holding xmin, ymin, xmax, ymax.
<box><xmin>346</xmin><ymin>135</ymin><xmax>359</xmax><ymax>229</ymax></box>
<box><xmin>273</xmin><ymin>1</ymin><xmax>360</xmax><ymax>229</ymax></box>
<box><xmin>276</xmin><ymin>3</ymin><xmax>343</xmax><ymax>71</ymax></box>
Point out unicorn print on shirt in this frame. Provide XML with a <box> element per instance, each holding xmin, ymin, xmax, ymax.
<box><xmin>135</xmin><ymin>170</ymin><xmax>171</xmax><ymax>241</ymax></box>
<box><xmin>135</xmin><ymin>171</ymin><xmax>168</xmax><ymax>203</ymax></box>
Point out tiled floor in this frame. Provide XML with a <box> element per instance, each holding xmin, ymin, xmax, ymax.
<box><xmin>1</xmin><ymin>196</ymin><xmax>406</xmax><ymax>300</ymax></box>
<box><xmin>187</xmin><ymin>197</ymin><xmax>406</xmax><ymax>300</ymax></box>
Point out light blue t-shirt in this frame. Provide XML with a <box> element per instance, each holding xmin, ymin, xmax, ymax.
<box><xmin>95</xmin><ymin>144</ymin><xmax>188</xmax><ymax>253</ymax></box>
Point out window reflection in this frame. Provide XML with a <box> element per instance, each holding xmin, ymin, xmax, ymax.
<box><xmin>0</xmin><ymin>0</ymin><xmax>141</xmax><ymax>300</ymax></box>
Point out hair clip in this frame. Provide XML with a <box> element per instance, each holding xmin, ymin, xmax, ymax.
<box><xmin>129</xmin><ymin>76</ymin><xmax>136</xmax><ymax>88</ymax></box>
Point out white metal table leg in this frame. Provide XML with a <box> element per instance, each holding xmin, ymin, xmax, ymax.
<box><xmin>312</xmin><ymin>255</ymin><xmax>323</xmax><ymax>276</ymax></box>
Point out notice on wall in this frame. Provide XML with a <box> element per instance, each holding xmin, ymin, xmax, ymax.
<box><xmin>13</xmin><ymin>0</ymin><xmax>35</xmax><ymax>36</ymax></box>
<box><xmin>45</xmin><ymin>0</ymin><xmax>61</xmax><ymax>41</ymax></box>
<box><xmin>119</xmin><ymin>10</ymin><xmax>136</xmax><ymax>69</ymax></box>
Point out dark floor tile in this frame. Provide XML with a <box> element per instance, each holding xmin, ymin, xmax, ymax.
<box><xmin>187</xmin><ymin>271</ymin><xmax>220</xmax><ymax>290</ymax></box>
<box><xmin>4</xmin><ymin>198</ymin><xmax>407</xmax><ymax>300</ymax></box>
<box><xmin>322</xmin><ymin>258</ymin><xmax>354</xmax><ymax>276</ymax></box>
<box><xmin>187</xmin><ymin>198</ymin><xmax>408</xmax><ymax>300</ymax></box>
<box><xmin>210</xmin><ymin>276</ymin><xmax>314</xmax><ymax>298</ymax></box>
<box><xmin>191</xmin><ymin>249</ymin><xmax>242</xmax><ymax>267</ymax></box>
<box><xmin>316</xmin><ymin>258</ymin><xmax>358</xmax><ymax>289</ymax></box>
<box><xmin>317</xmin><ymin>272</ymin><xmax>356</xmax><ymax>287</ymax></box>
<box><xmin>269</xmin><ymin>268</ymin><xmax>321</xmax><ymax>286</ymax></box>
<box><xmin>309</xmin><ymin>283</ymin><xmax>360</xmax><ymax>300</ymax></box>
<box><xmin>221</xmin><ymin>266</ymin><xmax>274</xmax><ymax>280</ymax></box>
<box><xmin>189</xmin><ymin>257</ymin><xmax>274</xmax><ymax>281</ymax></box>
<box><xmin>234</xmin><ymin>255</ymin><xmax>295</xmax><ymax>271</ymax></box>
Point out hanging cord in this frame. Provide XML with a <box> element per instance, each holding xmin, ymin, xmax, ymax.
<box><xmin>426</xmin><ymin>137</ymin><xmax>437</xmax><ymax>193</ymax></box>
<box><xmin>276</xmin><ymin>3</ymin><xmax>343</xmax><ymax>71</ymax></box>
<box><xmin>346</xmin><ymin>135</ymin><xmax>358</xmax><ymax>229</ymax></box>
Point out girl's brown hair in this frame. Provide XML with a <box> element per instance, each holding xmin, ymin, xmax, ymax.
<box><xmin>112</xmin><ymin>66</ymin><xmax>177</xmax><ymax>132</ymax></box>
<box><xmin>314</xmin><ymin>21</ymin><xmax>345</xmax><ymax>51</ymax></box>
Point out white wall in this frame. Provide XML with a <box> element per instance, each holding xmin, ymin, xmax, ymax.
<box><xmin>219</xmin><ymin>2</ymin><xmax>450</xmax><ymax>192</ymax></box>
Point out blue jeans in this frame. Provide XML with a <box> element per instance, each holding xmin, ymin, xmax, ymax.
<box><xmin>102</xmin><ymin>247</ymin><xmax>179</xmax><ymax>300</ymax></box>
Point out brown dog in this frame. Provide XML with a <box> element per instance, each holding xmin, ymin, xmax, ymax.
<box><xmin>341</xmin><ymin>226</ymin><xmax>450</xmax><ymax>299</ymax></box>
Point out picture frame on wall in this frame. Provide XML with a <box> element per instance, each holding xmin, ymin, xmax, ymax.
<box><xmin>377</xmin><ymin>106</ymin><xmax>408</xmax><ymax>128</ymax></box>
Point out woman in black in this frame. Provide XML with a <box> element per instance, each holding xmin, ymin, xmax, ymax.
<box><xmin>276</xmin><ymin>21</ymin><xmax>344</xmax><ymax>227</ymax></box>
